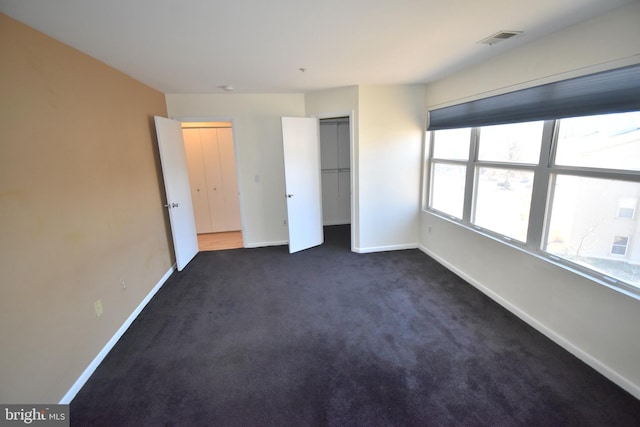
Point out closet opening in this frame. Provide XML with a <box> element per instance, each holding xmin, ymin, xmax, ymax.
<box><xmin>181</xmin><ymin>121</ymin><xmax>243</xmax><ymax>251</ymax></box>
<box><xmin>319</xmin><ymin>116</ymin><xmax>352</xmax><ymax>246</ymax></box>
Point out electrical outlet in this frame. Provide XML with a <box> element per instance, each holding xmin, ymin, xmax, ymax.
<box><xmin>283</xmin><ymin>219</ymin><xmax>287</xmax><ymax>225</ymax></box>
<box><xmin>121</xmin><ymin>280</ymin><xmax>126</xmax><ymax>290</ymax></box>
<box><xmin>94</xmin><ymin>299</ymin><xmax>103</xmax><ymax>317</ymax></box>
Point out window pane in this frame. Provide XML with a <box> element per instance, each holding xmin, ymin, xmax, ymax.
<box><xmin>432</xmin><ymin>128</ymin><xmax>471</xmax><ymax>160</ymax></box>
<box><xmin>545</xmin><ymin>175</ymin><xmax>640</xmax><ymax>288</ymax></box>
<box><xmin>477</xmin><ymin>121</ymin><xmax>544</xmax><ymax>163</ymax></box>
<box><xmin>617</xmin><ymin>196</ymin><xmax>637</xmax><ymax>219</ymax></box>
<box><xmin>430</xmin><ymin>163</ymin><xmax>466</xmax><ymax>219</ymax></box>
<box><xmin>555</xmin><ymin>111</ymin><xmax>640</xmax><ymax>171</ymax></box>
<box><xmin>473</xmin><ymin>167</ymin><xmax>534</xmax><ymax>241</ymax></box>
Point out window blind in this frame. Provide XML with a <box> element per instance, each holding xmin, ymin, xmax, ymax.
<box><xmin>428</xmin><ymin>63</ymin><xmax>640</xmax><ymax>130</ymax></box>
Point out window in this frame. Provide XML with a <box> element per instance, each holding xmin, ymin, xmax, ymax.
<box><xmin>554</xmin><ymin>112</ymin><xmax>640</xmax><ymax>171</ymax></box>
<box><xmin>430</xmin><ymin>163</ymin><xmax>466</xmax><ymax>219</ymax></box>
<box><xmin>618</xmin><ymin>198</ymin><xmax>637</xmax><ymax>219</ymax></box>
<box><xmin>472</xmin><ymin>121</ymin><xmax>543</xmax><ymax>241</ymax></box>
<box><xmin>426</xmin><ymin>110</ymin><xmax>640</xmax><ymax>294</ymax></box>
<box><xmin>611</xmin><ymin>236</ymin><xmax>629</xmax><ymax>256</ymax></box>
<box><xmin>544</xmin><ymin>112</ymin><xmax>640</xmax><ymax>288</ymax></box>
<box><xmin>428</xmin><ymin>128</ymin><xmax>470</xmax><ymax>219</ymax></box>
<box><xmin>545</xmin><ymin>175</ymin><xmax>640</xmax><ymax>284</ymax></box>
<box><xmin>477</xmin><ymin>121</ymin><xmax>543</xmax><ymax>164</ymax></box>
<box><xmin>432</xmin><ymin>127</ymin><xmax>471</xmax><ymax>160</ymax></box>
<box><xmin>473</xmin><ymin>167</ymin><xmax>534</xmax><ymax>242</ymax></box>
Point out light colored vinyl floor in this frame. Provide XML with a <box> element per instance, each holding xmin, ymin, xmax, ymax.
<box><xmin>197</xmin><ymin>231</ymin><xmax>244</xmax><ymax>251</ymax></box>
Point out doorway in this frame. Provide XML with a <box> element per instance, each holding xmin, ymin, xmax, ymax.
<box><xmin>319</xmin><ymin>116</ymin><xmax>352</xmax><ymax>247</ymax></box>
<box><xmin>181</xmin><ymin>121</ymin><xmax>244</xmax><ymax>251</ymax></box>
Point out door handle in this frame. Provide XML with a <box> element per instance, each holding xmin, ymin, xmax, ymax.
<box><xmin>287</xmin><ymin>194</ymin><xmax>294</xmax><ymax>198</ymax></box>
<box><xmin>164</xmin><ymin>203</ymin><xmax>179</xmax><ymax>208</ymax></box>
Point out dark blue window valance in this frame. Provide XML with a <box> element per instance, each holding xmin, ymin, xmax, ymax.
<box><xmin>428</xmin><ymin>64</ymin><xmax>640</xmax><ymax>130</ymax></box>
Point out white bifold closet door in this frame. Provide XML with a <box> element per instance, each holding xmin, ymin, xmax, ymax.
<box><xmin>214</xmin><ymin>128</ymin><xmax>241</xmax><ymax>230</ymax></box>
<box><xmin>183</xmin><ymin>127</ymin><xmax>241</xmax><ymax>234</ymax></box>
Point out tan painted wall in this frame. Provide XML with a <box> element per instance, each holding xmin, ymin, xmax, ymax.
<box><xmin>0</xmin><ymin>14</ymin><xmax>173</xmax><ymax>403</ymax></box>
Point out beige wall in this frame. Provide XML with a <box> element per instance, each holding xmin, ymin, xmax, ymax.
<box><xmin>0</xmin><ymin>14</ymin><xmax>173</xmax><ymax>403</ymax></box>
<box><xmin>421</xmin><ymin>2</ymin><xmax>640</xmax><ymax>398</ymax></box>
<box><xmin>357</xmin><ymin>85</ymin><xmax>425</xmax><ymax>252</ymax></box>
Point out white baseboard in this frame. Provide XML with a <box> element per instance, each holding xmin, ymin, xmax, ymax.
<box><xmin>418</xmin><ymin>244</ymin><xmax>640</xmax><ymax>400</ymax></box>
<box><xmin>59</xmin><ymin>265</ymin><xmax>176</xmax><ymax>404</ymax></box>
<box><xmin>354</xmin><ymin>243</ymin><xmax>418</xmax><ymax>254</ymax></box>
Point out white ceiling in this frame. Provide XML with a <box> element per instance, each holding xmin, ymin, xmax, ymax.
<box><xmin>0</xmin><ymin>0</ymin><xmax>634</xmax><ymax>93</ymax></box>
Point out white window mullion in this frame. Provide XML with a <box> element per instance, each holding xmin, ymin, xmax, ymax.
<box><xmin>423</xmin><ymin>131</ymin><xmax>434</xmax><ymax>210</ymax></box>
<box><xmin>462</xmin><ymin>128</ymin><xmax>479</xmax><ymax>224</ymax></box>
<box><xmin>527</xmin><ymin>120</ymin><xmax>556</xmax><ymax>251</ymax></box>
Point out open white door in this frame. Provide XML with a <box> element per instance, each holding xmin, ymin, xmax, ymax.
<box><xmin>282</xmin><ymin>117</ymin><xmax>324</xmax><ymax>253</ymax></box>
<box><xmin>154</xmin><ymin>116</ymin><xmax>199</xmax><ymax>270</ymax></box>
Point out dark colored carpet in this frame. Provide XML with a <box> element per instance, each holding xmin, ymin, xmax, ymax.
<box><xmin>71</xmin><ymin>225</ymin><xmax>640</xmax><ymax>426</ymax></box>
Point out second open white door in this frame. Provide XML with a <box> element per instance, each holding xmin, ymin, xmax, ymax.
<box><xmin>154</xmin><ymin>116</ymin><xmax>199</xmax><ymax>270</ymax></box>
<box><xmin>281</xmin><ymin>117</ymin><xmax>324</xmax><ymax>253</ymax></box>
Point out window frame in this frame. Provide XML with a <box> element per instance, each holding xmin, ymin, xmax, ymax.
<box><xmin>425</xmin><ymin>114</ymin><xmax>640</xmax><ymax>299</ymax></box>
<box><xmin>611</xmin><ymin>236</ymin><xmax>629</xmax><ymax>256</ymax></box>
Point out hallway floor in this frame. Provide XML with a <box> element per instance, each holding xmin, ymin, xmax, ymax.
<box><xmin>197</xmin><ymin>231</ymin><xmax>243</xmax><ymax>251</ymax></box>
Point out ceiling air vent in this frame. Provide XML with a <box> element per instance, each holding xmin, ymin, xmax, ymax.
<box><xmin>478</xmin><ymin>30</ymin><xmax>523</xmax><ymax>46</ymax></box>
